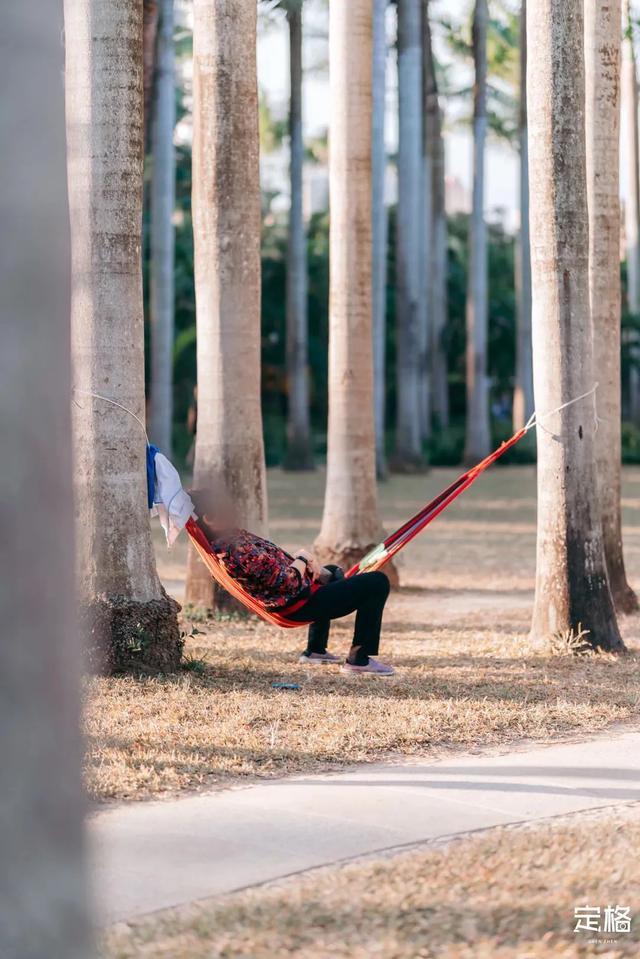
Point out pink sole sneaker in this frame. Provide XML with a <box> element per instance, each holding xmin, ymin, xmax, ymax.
<box><xmin>341</xmin><ymin>657</ymin><xmax>395</xmax><ymax>676</ymax></box>
<box><xmin>298</xmin><ymin>651</ymin><xmax>341</xmax><ymax>665</ymax></box>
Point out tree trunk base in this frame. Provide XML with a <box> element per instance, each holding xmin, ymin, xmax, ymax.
<box><xmin>282</xmin><ymin>456</ymin><xmax>315</xmax><ymax>472</ymax></box>
<box><xmin>529</xmin><ymin>605</ymin><xmax>626</xmax><ymax>654</ymax></box>
<box><xmin>612</xmin><ymin>580</ymin><xmax>639</xmax><ymax>615</ymax></box>
<box><xmin>463</xmin><ymin>448</ymin><xmax>491</xmax><ymax>468</ymax></box>
<box><xmin>81</xmin><ymin>589</ymin><xmax>182</xmax><ymax>674</ymax></box>
<box><xmin>184</xmin><ymin>543</ymin><xmax>252</xmax><ymax>618</ymax></box>
<box><xmin>314</xmin><ymin>542</ymin><xmax>399</xmax><ymax>588</ymax></box>
<box><xmin>212</xmin><ymin>584</ymin><xmax>252</xmax><ymax>618</ymax></box>
<box><xmin>606</xmin><ymin>544</ymin><xmax>639</xmax><ymax>615</ymax></box>
<box><xmin>282</xmin><ymin>437</ymin><xmax>315</xmax><ymax>472</ymax></box>
<box><xmin>185</xmin><ymin>542</ymin><xmax>214</xmax><ymax>610</ymax></box>
<box><xmin>376</xmin><ymin>450</ymin><xmax>389</xmax><ymax>481</ymax></box>
<box><xmin>389</xmin><ymin>453</ymin><xmax>429</xmax><ymax>475</ymax></box>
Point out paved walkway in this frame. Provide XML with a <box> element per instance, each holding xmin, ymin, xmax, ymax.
<box><xmin>89</xmin><ymin>729</ymin><xmax>640</xmax><ymax>925</ymax></box>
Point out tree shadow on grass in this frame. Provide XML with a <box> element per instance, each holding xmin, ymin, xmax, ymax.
<box><xmin>381</xmin><ymin>620</ymin><xmax>529</xmax><ymax>637</ymax></box>
<box><xmin>127</xmin><ymin>648</ymin><xmax>640</xmax><ymax>711</ymax></box>
<box><xmin>396</xmin><ymin>584</ymin><xmax>534</xmax><ymax>598</ymax></box>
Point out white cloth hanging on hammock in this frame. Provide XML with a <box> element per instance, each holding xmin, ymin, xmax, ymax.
<box><xmin>151</xmin><ymin>451</ymin><xmax>195</xmax><ymax>547</ymax></box>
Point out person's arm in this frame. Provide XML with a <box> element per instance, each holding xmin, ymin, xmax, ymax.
<box><xmin>289</xmin><ymin>555</ymin><xmax>309</xmax><ymax>580</ymax></box>
<box><xmin>291</xmin><ymin>548</ymin><xmax>329</xmax><ymax>582</ymax></box>
<box><xmin>291</xmin><ymin>549</ymin><xmax>338</xmax><ymax>584</ymax></box>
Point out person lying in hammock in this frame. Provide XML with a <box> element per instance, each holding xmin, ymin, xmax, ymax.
<box><xmin>189</xmin><ymin>489</ymin><xmax>394</xmax><ymax>676</ymax></box>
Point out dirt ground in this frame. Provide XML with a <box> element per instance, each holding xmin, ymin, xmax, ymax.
<box><xmin>84</xmin><ymin>466</ymin><xmax>640</xmax><ymax>802</ymax></box>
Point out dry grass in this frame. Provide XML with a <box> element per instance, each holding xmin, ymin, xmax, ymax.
<box><xmin>102</xmin><ymin>804</ymin><xmax>640</xmax><ymax>958</ymax></box>
<box><xmin>84</xmin><ymin>466</ymin><xmax>640</xmax><ymax>802</ymax></box>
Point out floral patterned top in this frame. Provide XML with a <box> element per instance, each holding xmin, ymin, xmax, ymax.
<box><xmin>210</xmin><ymin>529</ymin><xmax>312</xmax><ymax>610</ymax></box>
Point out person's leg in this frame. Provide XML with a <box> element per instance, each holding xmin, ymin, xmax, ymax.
<box><xmin>302</xmin><ymin>565</ymin><xmax>341</xmax><ymax>658</ymax></box>
<box><xmin>348</xmin><ymin>572</ymin><xmax>390</xmax><ymax>663</ymax></box>
<box><xmin>305</xmin><ymin>618</ymin><xmax>330</xmax><ymax>655</ymax></box>
<box><xmin>289</xmin><ymin>571</ymin><xmax>390</xmax><ymax>665</ymax></box>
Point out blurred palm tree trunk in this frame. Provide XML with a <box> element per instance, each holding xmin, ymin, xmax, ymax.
<box><xmin>66</xmin><ymin>0</ymin><xmax>181</xmax><ymax>671</ymax></box>
<box><xmin>394</xmin><ymin>0</ymin><xmax>425</xmax><ymax>470</ymax></box>
<box><xmin>148</xmin><ymin>0</ymin><xmax>176</xmax><ymax>455</ymax></box>
<box><xmin>424</xmin><ymin>1</ymin><xmax>449</xmax><ymax>430</ymax></box>
<box><xmin>431</xmin><ymin>110</ymin><xmax>449</xmax><ymax>430</ymax></box>
<box><xmin>1</xmin><ymin>3</ymin><xmax>93</xmax><ymax>954</ymax></box>
<box><xmin>143</xmin><ymin>0</ymin><xmax>159</xmax><ymax>145</ymax></box>
<box><xmin>315</xmin><ymin>0</ymin><xmax>390</xmax><ymax>576</ymax></box>
<box><xmin>622</xmin><ymin>0</ymin><xmax>640</xmax><ymax>421</ymax></box>
<box><xmin>418</xmin><ymin>0</ymin><xmax>432</xmax><ymax>444</ymax></box>
<box><xmin>372</xmin><ymin>0</ymin><xmax>389</xmax><ymax>478</ymax></box>
<box><xmin>464</xmin><ymin>0</ymin><xmax>491</xmax><ymax>465</ymax></box>
<box><xmin>585</xmin><ymin>0</ymin><xmax>638</xmax><ymax>612</ymax></box>
<box><xmin>513</xmin><ymin>0</ymin><xmax>534</xmax><ymax>432</ymax></box>
<box><xmin>284</xmin><ymin>2</ymin><xmax>314</xmax><ymax>470</ymax></box>
<box><xmin>186</xmin><ymin>0</ymin><xmax>268</xmax><ymax>610</ymax></box>
<box><xmin>528</xmin><ymin>0</ymin><xmax>623</xmax><ymax>651</ymax></box>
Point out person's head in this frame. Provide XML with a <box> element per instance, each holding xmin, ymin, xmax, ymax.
<box><xmin>189</xmin><ymin>486</ymin><xmax>237</xmax><ymax>538</ymax></box>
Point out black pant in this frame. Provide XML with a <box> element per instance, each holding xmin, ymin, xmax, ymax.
<box><xmin>287</xmin><ymin>568</ymin><xmax>391</xmax><ymax>665</ymax></box>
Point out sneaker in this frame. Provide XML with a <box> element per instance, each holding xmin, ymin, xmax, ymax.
<box><xmin>298</xmin><ymin>651</ymin><xmax>341</xmax><ymax>665</ymax></box>
<box><xmin>341</xmin><ymin>657</ymin><xmax>395</xmax><ymax>676</ymax></box>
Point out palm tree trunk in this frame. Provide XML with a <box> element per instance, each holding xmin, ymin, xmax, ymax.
<box><xmin>315</xmin><ymin>0</ymin><xmax>389</xmax><ymax>575</ymax></box>
<box><xmin>66</xmin><ymin>0</ymin><xmax>182</xmax><ymax>672</ymax></box>
<box><xmin>424</xmin><ymin>1</ymin><xmax>449</xmax><ymax>430</ymax></box>
<box><xmin>418</xmin><ymin>0</ymin><xmax>432</xmax><ymax>444</ymax></box>
<box><xmin>143</xmin><ymin>0</ymin><xmax>159</xmax><ymax>146</ymax></box>
<box><xmin>430</xmin><ymin>108</ymin><xmax>449</xmax><ymax>430</ymax></box>
<box><xmin>2</xmin><ymin>4</ymin><xmax>93</xmax><ymax>954</ymax></box>
<box><xmin>148</xmin><ymin>0</ymin><xmax>176</xmax><ymax>456</ymax></box>
<box><xmin>585</xmin><ymin>0</ymin><xmax>638</xmax><ymax>613</ymax></box>
<box><xmin>393</xmin><ymin>0</ymin><xmax>425</xmax><ymax>470</ymax></box>
<box><xmin>186</xmin><ymin>0</ymin><xmax>268</xmax><ymax>610</ymax></box>
<box><xmin>283</xmin><ymin>2</ymin><xmax>314</xmax><ymax>471</ymax></box>
<box><xmin>513</xmin><ymin>0</ymin><xmax>534</xmax><ymax>432</ymax></box>
<box><xmin>528</xmin><ymin>0</ymin><xmax>623</xmax><ymax>651</ymax></box>
<box><xmin>464</xmin><ymin>0</ymin><xmax>491</xmax><ymax>465</ymax></box>
<box><xmin>372</xmin><ymin>0</ymin><xmax>389</xmax><ymax>478</ymax></box>
<box><xmin>622</xmin><ymin>0</ymin><xmax>640</xmax><ymax>420</ymax></box>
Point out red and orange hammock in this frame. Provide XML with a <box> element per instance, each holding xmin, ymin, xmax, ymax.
<box><xmin>185</xmin><ymin>422</ymin><xmax>529</xmax><ymax>629</ymax></box>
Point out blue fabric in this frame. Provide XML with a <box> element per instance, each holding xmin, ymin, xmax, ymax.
<box><xmin>146</xmin><ymin>444</ymin><xmax>159</xmax><ymax>508</ymax></box>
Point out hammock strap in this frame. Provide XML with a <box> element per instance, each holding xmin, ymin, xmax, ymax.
<box><xmin>346</xmin><ymin>383</ymin><xmax>599</xmax><ymax>578</ymax></box>
<box><xmin>345</xmin><ymin>427</ymin><xmax>528</xmax><ymax>577</ymax></box>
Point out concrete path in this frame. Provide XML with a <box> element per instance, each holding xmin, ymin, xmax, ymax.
<box><xmin>89</xmin><ymin>729</ymin><xmax>640</xmax><ymax>925</ymax></box>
